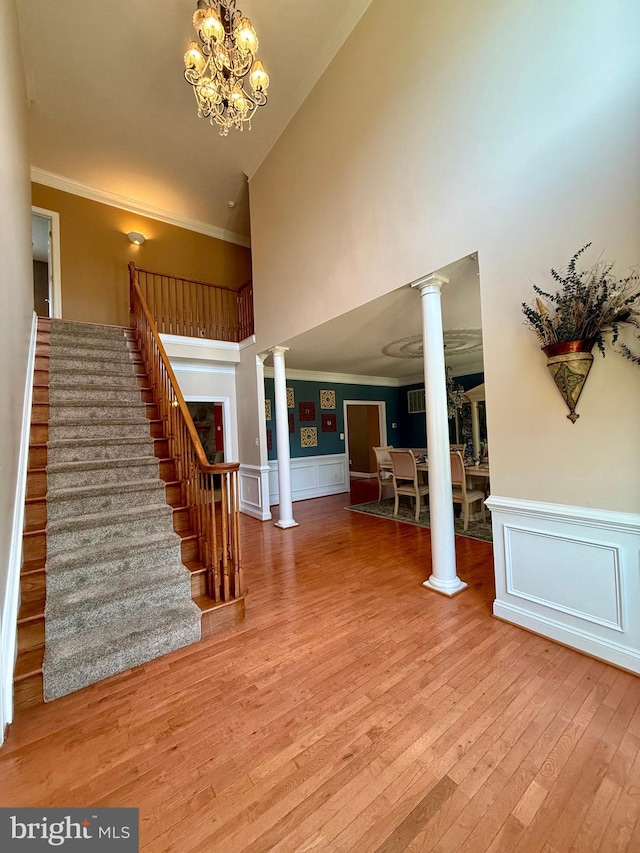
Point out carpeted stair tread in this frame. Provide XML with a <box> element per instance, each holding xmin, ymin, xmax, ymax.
<box><xmin>50</xmin><ymin>365</ymin><xmax>141</xmax><ymax>380</ymax></box>
<box><xmin>46</xmin><ymin>530</ymin><xmax>181</xmax><ymax>579</ymax></box>
<box><xmin>48</xmin><ymin>456</ymin><xmax>159</xmax><ymax>475</ymax></box>
<box><xmin>46</xmin><ymin>563</ymin><xmax>193</xmax><ymax>632</ymax></box>
<box><xmin>46</xmin><ymin>436</ymin><xmax>156</xmax><ymax>463</ymax></box>
<box><xmin>49</xmin><ymin>385</ymin><xmax>145</xmax><ymax>403</ymax></box>
<box><xmin>43</xmin><ymin>601</ymin><xmax>200</xmax><ymax>701</ymax></box>
<box><xmin>47</xmin><ymin>502</ymin><xmax>171</xmax><ymax>536</ymax></box>
<box><xmin>50</xmin><ymin>320</ymin><xmax>129</xmax><ymax>337</ymax></box>
<box><xmin>47</xmin><ymin>480</ymin><xmax>167</xmax><ymax>520</ymax></box>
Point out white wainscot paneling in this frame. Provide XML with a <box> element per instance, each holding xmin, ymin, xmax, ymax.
<box><xmin>269</xmin><ymin>454</ymin><xmax>348</xmax><ymax>505</ymax></box>
<box><xmin>239</xmin><ymin>464</ymin><xmax>272</xmax><ymax>521</ymax></box>
<box><xmin>487</xmin><ymin>496</ymin><xmax>640</xmax><ymax>674</ymax></box>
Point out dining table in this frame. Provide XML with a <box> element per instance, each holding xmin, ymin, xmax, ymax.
<box><xmin>379</xmin><ymin>455</ymin><xmax>490</xmax><ymax>520</ymax></box>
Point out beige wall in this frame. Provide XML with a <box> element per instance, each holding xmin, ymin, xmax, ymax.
<box><xmin>31</xmin><ymin>183</ymin><xmax>252</xmax><ymax>327</ymax></box>
<box><xmin>0</xmin><ymin>0</ymin><xmax>35</xmax><ymax>730</ymax></box>
<box><xmin>250</xmin><ymin>0</ymin><xmax>640</xmax><ymax>514</ymax></box>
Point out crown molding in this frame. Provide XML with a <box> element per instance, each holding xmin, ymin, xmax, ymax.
<box><xmin>30</xmin><ymin>167</ymin><xmax>251</xmax><ymax>248</ymax></box>
<box><xmin>263</xmin><ymin>366</ymin><xmax>400</xmax><ymax>387</ymax></box>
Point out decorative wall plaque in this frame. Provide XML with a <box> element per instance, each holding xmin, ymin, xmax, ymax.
<box><xmin>264</xmin><ymin>399</ymin><xmax>272</xmax><ymax>421</ymax></box>
<box><xmin>299</xmin><ymin>401</ymin><xmax>316</xmax><ymax>422</ymax></box>
<box><xmin>320</xmin><ymin>389</ymin><xmax>336</xmax><ymax>409</ymax></box>
<box><xmin>266</xmin><ymin>428</ymin><xmax>272</xmax><ymax>450</ymax></box>
<box><xmin>321</xmin><ymin>414</ymin><xmax>336</xmax><ymax>433</ymax></box>
<box><xmin>287</xmin><ymin>387</ymin><xmax>294</xmax><ymax>408</ymax></box>
<box><xmin>288</xmin><ymin>412</ymin><xmax>295</xmax><ymax>434</ymax></box>
<box><xmin>300</xmin><ymin>426</ymin><xmax>318</xmax><ymax>448</ymax></box>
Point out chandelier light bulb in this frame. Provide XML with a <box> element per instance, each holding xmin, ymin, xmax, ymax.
<box><xmin>183</xmin><ymin>0</ymin><xmax>269</xmax><ymax>135</ymax></box>
<box><xmin>184</xmin><ymin>42</ymin><xmax>206</xmax><ymax>73</ymax></box>
<box><xmin>199</xmin><ymin>8</ymin><xmax>224</xmax><ymax>44</ymax></box>
<box><xmin>250</xmin><ymin>59</ymin><xmax>268</xmax><ymax>92</ymax></box>
<box><xmin>235</xmin><ymin>17</ymin><xmax>258</xmax><ymax>54</ymax></box>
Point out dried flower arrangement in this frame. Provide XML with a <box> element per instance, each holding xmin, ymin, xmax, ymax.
<box><xmin>522</xmin><ymin>244</ymin><xmax>640</xmax><ymax>363</ymax></box>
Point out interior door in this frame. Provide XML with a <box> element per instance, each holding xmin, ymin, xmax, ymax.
<box><xmin>346</xmin><ymin>404</ymin><xmax>381</xmax><ymax>475</ymax></box>
<box><xmin>32</xmin><ymin>213</ymin><xmax>52</xmax><ymax>317</ymax></box>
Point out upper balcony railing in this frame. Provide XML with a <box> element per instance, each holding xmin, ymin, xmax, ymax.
<box><xmin>129</xmin><ymin>263</ymin><xmax>253</xmax><ymax>343</ymax></box>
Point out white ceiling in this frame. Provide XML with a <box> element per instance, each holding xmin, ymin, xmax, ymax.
<box><xmin>18</xmin><ymin>0</ymin><xmax>374</xmax><ymax>240</ymax></box>
<box><xmin>281</xmin><ymin>254</ymin><xmax>484</xmax><ymax>381</ymax></box>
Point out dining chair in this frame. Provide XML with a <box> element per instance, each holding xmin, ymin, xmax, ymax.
<box><xmin>450</xmin><ymin>450</ymin><xmax>486</xmax><ymax>531</ymax></box>
<box><xmin>389</xmin><ymin>449</ymin><xmax>429</xmax><ymax>521</ymax></box>
<box><xmin>373</xmin><ymin>445</ymin><xmax>394</xmax><ymax>502</ymax></box>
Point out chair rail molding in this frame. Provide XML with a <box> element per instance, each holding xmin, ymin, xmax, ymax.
<box><xmin>269</xmin><ymin>453</ymin><xmax>349</xmax><ymax>506</ymax></box>
<box><xmin>487</xmin><ymin>495</ymin><xmax>640</xmax><ymax>674</ymax></box>
<box><xmin>239</xmin><ymin>464</ymin><xmax>272</xmax><ymax>521</ymax></box>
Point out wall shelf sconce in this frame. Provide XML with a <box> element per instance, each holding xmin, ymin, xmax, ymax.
<box><xmin>127</xmin><ymin>231</ymin><xmax>146</xmax><ymax>245</ymax></box>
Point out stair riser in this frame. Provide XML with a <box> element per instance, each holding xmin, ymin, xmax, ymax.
<box><xmin>48</xmin><ymin>462</ymin><xmax>160</xmax><ymax>490</ymax></box>
<box><xmin>47</xmin><ymin>441</ymin><xmax>155</xmax><ymax>464</ymax></box>
<box><xmin>21</xmin><ymin>571</ymin><xmax>46</xmax><ymax>605</ymax></box>
<box><xmin>50</xmin><ymin>346</ymin><xmax>135</xmax><ymax>364</ymax></box>
<box><xmin>191</xmin><ymin>571</ymin><xmax>207</xmax><ymax>598</ymax></box>
<box><xmin>48</xmin><ymin>485</ymin><xmax>167</xmax><ymax>520</ymax></box>
<box><xmin>26</xmin><ymin>473</ymin><xmax>46</xmax><ymax>500</ymax></box>
<box><xmin>25</xmin><ymin>501</ymin><xmax>46</xmax><ymax>532</ymax></box>
<box><xmin>48</xmin><ymin>422</ymin><xmax>151</xmax><ymax>441</ymax></box>
<box><xmin>47</xmin><ymin>578</ymin><xmax>192</xmax><ymax>639</ymax></box>
<box><xmin>47</xmin><ymin>540</ymin><xmax>182</xmax><ymax>592</ymax></box>
<box><xmin>49</xmin><ymin>387</ymin><xmax>144</xmax><ymax>404</ymax></box>
<box><xmin>18</xmin><ymin>620</ymin><xmax>44</xmax><ymax>654</ymax></box>
<box><xmin>29</xmin><ymin>446</ymin><xmax>47</xmax><ymax>468</ymax></box>
<box><xmin>47</xmin><ymin>510</ymin><xmax>174</xmax><ymax>555</ymax></box>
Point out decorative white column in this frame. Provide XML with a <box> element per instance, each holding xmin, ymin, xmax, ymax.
<box><xmin>471</xmin><ymin>400</ymin><xmax>481</xmax><ymax>460</ymax></box>
<box><xmin>411</xmin><ymin>274</ymin><xmax>467</xmax><ymax>596</ymax></box>
<box><xmin>269</xmin><ymin>346</ymin><xmax>298</xmax><ymax>529</ymax></box>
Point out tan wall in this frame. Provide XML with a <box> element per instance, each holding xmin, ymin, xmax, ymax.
<box><xmin>31</xmin><ymin>183</ymin><xmax>252</xmax><ymax>327</ymax></box>
<box><xmin>249</xmin><ymin>0</ymin><xmax>640</xmax><ymax>514</ymax></box>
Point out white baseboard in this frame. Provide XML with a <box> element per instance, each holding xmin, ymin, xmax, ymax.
<box><xmin>239</xmin><ymin>464</ymin><xmax>272</xmax><ymax>521</ymax></box>
<box><xmin>487</xmin><ymin>495</ymin><xmax>640</xmax><ymax>675</ymax></box>
<box><xmin>1</xmin><ymin>313</ymin><xmax>38</xmax><ymax>744</ymax></box>
<box><xmin>269</xmin><ymin>453</ymin><xmax>349</xmax><ymax>506</ymax></box>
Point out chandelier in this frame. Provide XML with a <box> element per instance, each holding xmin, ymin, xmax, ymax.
<box><xmin>446</xmin><ymin>367</ymin><xmax>468</xmax><ymax>418</ymax></box>
<box><xmin>183</xmin><ymin>0</ymin><xmax>269</xmax><ymax>136</ymax></box>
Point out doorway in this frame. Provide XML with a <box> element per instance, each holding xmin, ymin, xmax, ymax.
<box><xmin>186</xmin><ymin>400</ymin><xmax>226</xmax><ymax>463</ymax></box>
<box><xmin>343</xmin><ymin>401</ymin><xmax>387</xmax><ymax>478</ymax></box>
<box><xmin>31</xmin><ymin>207</ymin><xmax>62</xmax><ymax>318</ymax></box>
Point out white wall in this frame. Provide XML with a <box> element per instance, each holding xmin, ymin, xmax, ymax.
<box><xmin>249</xmin><ymin>0</ymin><xmax>640</xmax><ymax>515</ymax></box>
<box><xmin>0</xmin><ymin>0</ymin><xmax>35</xmax><ymax>740</ymax></box>
<box><xmin>169</xmin><ymin>361</ymin><xmax>239</xmax><ymax>465</ymax></box>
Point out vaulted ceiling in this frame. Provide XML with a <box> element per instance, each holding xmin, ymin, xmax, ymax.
<box><xmin>18</xmin><ymin>0</ymin><xmax>374</xmax><ymax>241</ymax></box>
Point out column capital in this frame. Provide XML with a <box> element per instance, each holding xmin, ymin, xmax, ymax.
<box><xmin>269</xmin><ymin>345</ymin><xmax>290</xmax><ymax>358</ymax></box>
<box><xmin>257</xmin><ymin>352</ymin><xmax>269</xmax><ymax>366</ymax></box>
<box><xmin>410</xmin><ymin>273</ymin><xmax>449</xmax><ymax>296</ymax></box>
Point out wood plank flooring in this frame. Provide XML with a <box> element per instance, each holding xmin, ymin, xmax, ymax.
<box><xmin>1</xmin><ymin>487</ymin><xmax>639</xmax><ymax>852</ymax></box>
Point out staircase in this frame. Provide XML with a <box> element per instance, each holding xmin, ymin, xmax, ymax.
<box><xmin>15</xmin><ymin>317</ymin><xmax>244</xmax><ymax>707</ymax></box>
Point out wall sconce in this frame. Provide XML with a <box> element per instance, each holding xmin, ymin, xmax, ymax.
<box><xmin>127</xmin><ymin>231</ymin><xmax>146</xmax><ymax>245</ymax></box>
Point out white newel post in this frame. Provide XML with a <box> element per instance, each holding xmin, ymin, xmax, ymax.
<box><xmin>270</xmin><ymin>346</ymin><xmax>298</xmax><ymax>529</ymax></box>
<box><xmin>411</xmin><ymin>274</ymin><xmax>467</xmax><ymax>596</ymax></box>
<box><xmin>471</xmin><ymin>400</ymin><xmax>481</xmax><ymax>460</ymax></box>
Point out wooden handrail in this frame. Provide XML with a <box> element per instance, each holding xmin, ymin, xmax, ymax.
<box><xmin>129</xmin><ymin>261</ymin><xmax>243</xmax><ymax>602</ymax></box>
<box><xmin>131</xmin><ymin>263</ymin><xmax>253</xmax><ymax>341</ymax></box>
<box><xmin>134</xmin><ymin>265</ymin><xmax>242</xmax><ymax>294</ymax></box>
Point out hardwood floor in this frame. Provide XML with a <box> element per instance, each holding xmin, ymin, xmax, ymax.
<box><xmin>2</xmin><ymin>488</ymin><xmax>639</xmax><ymax>852</ymax></box>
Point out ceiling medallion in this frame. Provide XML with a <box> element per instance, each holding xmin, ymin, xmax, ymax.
<box><xmin>184</xmin><ymin>0</ymin><xmax>269</xmax><ymax>136</ymax></box>
<box><xmin>382</xmin><ymin>329</ymin><xmax>483</xmax><ymax>360</ymax></box>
